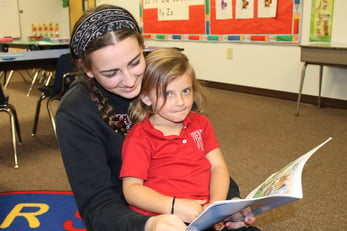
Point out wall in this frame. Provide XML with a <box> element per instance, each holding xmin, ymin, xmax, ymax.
<box><xmin>102</xmin><ymin>0</ymin><xmax>347</xmax><ymax>101</ymax></box>
<box><xmin>16</xmin><ymin>0</ymin><xmax>347</xmax><ymax>100</ymax></box>
<box><xmin>17</xmin><ymin>0</ymin><xmax>70</xmax><ymax>39</ymax></box>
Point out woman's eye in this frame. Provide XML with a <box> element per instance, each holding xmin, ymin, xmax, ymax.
<box><xmin>166</xmin><ymin>91</ymin><xmax>172</xmax><ymax>97</ymax></box>
<box><xmin>129</xmin><ymin>58</ymin><xmax>140</xmax><ymax>67</ymax></box>
<box><xmin>102</xmin><ymin>71</ymin><xmax>117</xmax><ymax>78</ymax></box>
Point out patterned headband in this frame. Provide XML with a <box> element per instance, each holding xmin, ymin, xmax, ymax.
<box><xmin>71</xmin><ymin>7</ymin><xmax>140</xmax><ymax>58</ymax></box>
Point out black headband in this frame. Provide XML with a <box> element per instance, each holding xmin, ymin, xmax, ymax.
<box><xmin>70</xmin><ymin>7</ymin><xmax>140</xmax><ymax>58</ymax></box>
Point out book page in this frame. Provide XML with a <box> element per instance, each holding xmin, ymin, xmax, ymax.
<box><xmin>246</xmin><ymin>137</ymin><xmax>332</xmax><ymax>199</ymax></box>
<box><xmin>187</xmin><ymin>137</ymin><xmax>332</xmax><ymax>231</ymax></box>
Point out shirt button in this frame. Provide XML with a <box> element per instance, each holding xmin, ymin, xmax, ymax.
<box><xmin>182</xmin><ymin>139</ymin><xmax>187</xmax><ymax>144</ymax></box>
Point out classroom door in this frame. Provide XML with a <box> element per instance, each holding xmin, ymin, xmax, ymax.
<box><xmin>69</xmin><ymin>0</ymin><xmax>95</xmax><ymax>32</ymax></box>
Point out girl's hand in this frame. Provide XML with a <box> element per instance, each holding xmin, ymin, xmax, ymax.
<box><xmin>174</xmin><ymin>198</ymin><xmax>207</xmax><ymax>223</ymax></box>
<box><xmin>145</xmin><ymin>214</ymin><xmax>186</xmax><ymax>231</ymax></box>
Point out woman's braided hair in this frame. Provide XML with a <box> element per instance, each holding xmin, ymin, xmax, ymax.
<box><xmin>70</xmin><ymin>4</ymin><xmax>144</xmax><ymax>134</ymax></box>
<box><xmin>88</xmin><ymin>78</ymin><xmax>128</xmax><ymax>134</ymax></box>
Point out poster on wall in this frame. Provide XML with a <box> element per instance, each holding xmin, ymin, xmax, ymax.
<box><xmin>216</xmin><ymin>0</ymin><xmax>233</xmax><ymax>20</ymax></box>
<box><xmin>309</xmin><ymin>0</ymin><xmax>334</xmax><ymax>42</ymax></box>
<box><xmin>140</xmin><ymin>0</ymin><xmax>302</xmax><ymax>44</ymax></box>
<box><xmin>258</xmin><ymin>0</ymin><xmax>278</xmax><ymax>18</ymax></box>
<box><xmin>141</xmin><ymin>0</ymin><xmax>206</xmax><ymax>36</ymax></box>
<box><xmin>235</xmin><ymin>0</ymin><xmax>254</xmax><ymax>19</ymax></box>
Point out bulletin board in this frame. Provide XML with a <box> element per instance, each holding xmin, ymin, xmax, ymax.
<box><xmin>140</xmin><ymin>0</ymin><xmax>302</xmax><ymax>44</ymax></box>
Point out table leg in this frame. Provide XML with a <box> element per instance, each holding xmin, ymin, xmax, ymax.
<box><xmin>26</xmin><ymin>70</ymin><xmax>40</xmax><ymax>96</ymax></box>
<box><xmin>295</xmin><ymin>62</ymin><xmax>308</xmax><ymax>116</ymax></box>
<box><xmin>4</xmin><ymin>70</ymin><xmax>14</xmax><ymax>88</ymax></box>
<box><xmin>318</xmin><ymin>65</ymin><xmax>323</xmax><ymax>108</ymax></box>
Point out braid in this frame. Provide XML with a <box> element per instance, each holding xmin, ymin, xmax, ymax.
<box><xmin>88</xmin><ymin>78</ymin><xmax>128</xmax><ymax>135</ymax></box>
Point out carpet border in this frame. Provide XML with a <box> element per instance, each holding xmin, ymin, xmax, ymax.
<box><xmin>0</xmin><ymin>191</ymin><xmax>73</xmax><ymax>195</ymax></box>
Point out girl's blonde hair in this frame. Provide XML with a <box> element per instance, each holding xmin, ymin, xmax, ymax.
<box><xmin>129</xmin><ymin>48</ymin><xmax>207</xmax><ymax>123</ymax></box>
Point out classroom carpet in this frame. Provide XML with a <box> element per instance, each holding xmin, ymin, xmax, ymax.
<box><xmin>0</xmin><ymin>191</ymin><xmax>86</xmax><ymax>231</ymax></box>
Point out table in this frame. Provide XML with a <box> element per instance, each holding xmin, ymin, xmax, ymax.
<box><xmin>295</xmin><ymin>43</ymin><xmax>347</xmax><ymax>115</ymax></box>
<box><xmin>0</xmin><ymin>40</ymin><xmax>69</xmax><ymax>52</ymax></box>
<box><xmin>0</xmin><ymin>49</ymin><xmax>70</xmax><ymax>95</ymax></box>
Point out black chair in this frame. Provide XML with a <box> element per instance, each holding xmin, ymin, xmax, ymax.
<box><xmin>0</xmin><ymin>84</ymin><xmax>22</xmax><ymax>168</ymax></box>
<box><xmin>32</xmin><ymin>53</ymin><xmax>76</xmax><ymax>138</ymax></box>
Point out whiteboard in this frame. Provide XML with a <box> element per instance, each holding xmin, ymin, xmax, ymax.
<box><xmin>0</xmin><ymin>0</ymin><xmax>21</xmax><ymax>38</ymax></box>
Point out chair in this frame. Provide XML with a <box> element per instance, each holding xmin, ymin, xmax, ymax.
<box><xmin>32</xmin><ymin>53</ymin><xmax>76</xmax><ymax>138</ymax></box>
<box><xmin>0</xmin><ymin>84</ymin><xmax>22</xmax><ymax>168</ymax></box>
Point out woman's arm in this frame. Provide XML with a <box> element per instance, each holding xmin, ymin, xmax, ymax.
<box><xmin>56</xmin><ymin>87</ymin><xmax>149</xmax><ymax>231</ymax></box>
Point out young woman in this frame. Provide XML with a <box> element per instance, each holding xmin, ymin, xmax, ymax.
<box><xmin>56</xmin><ymin>4</ymin><xmax>256</xmax><ymax>231</ymax></box>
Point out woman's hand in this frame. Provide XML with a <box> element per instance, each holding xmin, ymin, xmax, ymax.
<box><xmin>223</xmin><ymin>206</ymin><xmax>256</xmax><ymax>230</ymax></box>
<box><xmin>145</xmin><ymin>214</ymin><xmax>187</xmax><ymax>231</ymax></box>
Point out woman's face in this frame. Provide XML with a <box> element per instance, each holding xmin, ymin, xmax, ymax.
<box><xmin>85</xmin><ymin>36</ymin><xmax>145</xmax><ymax>99</ymax></box>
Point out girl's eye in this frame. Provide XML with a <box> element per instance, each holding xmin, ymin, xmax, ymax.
<box><xmin>183</xmin><ymin>88</ymin><xmax>192</xmax><ymax>94</ymax></box>
<box><xmin>166</xmin><ymin>91</ymin><xmax>172</xmax><ymax>97</ymax></box>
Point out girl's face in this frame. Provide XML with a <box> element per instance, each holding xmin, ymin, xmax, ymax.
<box><xmin>143</xmin><ymin>73</ymin><xmax>194</xmax><ymax>126</ymax></box>
<box><xmin>85</xmin><ymin>36</ymin><xmax>145</xmax><ymax>99</ymax></box>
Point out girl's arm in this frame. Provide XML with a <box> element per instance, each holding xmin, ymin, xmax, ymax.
<box><xmin>205</xmin><ymin>147</ymin><xmax>230</xmax><ymax>205</ymax></box>
<box><xmin>122</xmin><ymin>177</ymin><xmax>206</xmax><ymax>223</ymax></box>
<box><xmin>122</xmin><ymin>177</ymin><xmax>173</xmax><ymax>214</ymax></box>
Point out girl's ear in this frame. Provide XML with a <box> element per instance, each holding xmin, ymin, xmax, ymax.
<box><xmin>140</xmin><ymin>95</ymin><xmax>152</xmax><ymax>106</ymax></box>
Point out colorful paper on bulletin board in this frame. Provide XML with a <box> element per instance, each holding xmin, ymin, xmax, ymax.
<box><xmin>141</xmin><ymin>1</ymin><xmax>205</xmax><ymax>35</ymax></box>
<box><xmin>140</xmin><ymin>0</ymin><xmax>302</xmax><ymax>44</ymax></box>
<box><xmin>210</xmin><ymin>0</ymin><xmax>296</xmax><ymax>34</ymax></box>
<box><xmin>62</xmin><ymin>0</ymin><xmax>69</xmax><ymax>8</ymax></box>
<box><xmin>309</xmin><ymin>0</ymin><xmax>334</xmax><ymax>42</ymax></box>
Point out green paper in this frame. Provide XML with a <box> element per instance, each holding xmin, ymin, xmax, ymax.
<box><xmin>310</xmin><ymin>0</ymin><xmax>334</xmax><ymax>42</ymax></box>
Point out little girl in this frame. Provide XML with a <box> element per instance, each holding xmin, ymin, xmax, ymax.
<box><xmin>120</xmin><ymin>48</ymin><xmax>230</xmax><ymax>224</ymax></box>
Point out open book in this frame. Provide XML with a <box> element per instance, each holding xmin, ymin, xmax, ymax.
<box><xmin>186</xmin><ymin>137</ymin><xmax>332</xmax><ymax>231</ymax></box>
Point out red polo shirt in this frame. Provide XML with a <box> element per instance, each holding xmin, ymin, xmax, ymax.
<box><xmin>120</xmin><ymin>112</ymin><xmax>219</xmax><ymax>215</ymax></box>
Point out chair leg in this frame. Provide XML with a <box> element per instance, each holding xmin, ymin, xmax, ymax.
<box><xmin>7</xmin><ymin>104</ymin><xmax>22</xmax><ymax>144</ymax></box>
<box><xmin>9</xmin><ymin>108</ymin><xmax>21</xmax><ymax>168</ymax></box>
<box><xmin>44</xmin><ymin>71</ymin><xmax>54</xmax><ymax>87</ymax></box>
<box><xmin>18</xmin><ymin>70</ymin><xmax>30</xmax><ymax>83</ymax></box>
<box><xmin>0</xmin><ymin>108</ymin><xmax>20</xmax><ymax>168</ymax></box>
<box><xmin>47</xmin><ymin>96</ymin><xmax>61</xmax><ymax>140</ymax></box>
<box><xmin>32</xmin><ymin>93</ymin><xmax>47</xmax><ymax>136</ymax></box>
